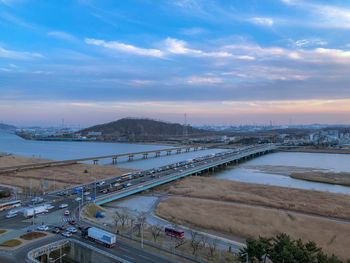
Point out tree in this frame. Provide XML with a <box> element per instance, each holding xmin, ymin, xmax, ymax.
<box><xmin>208</xmin><ymin>239</ymin><xmax>218</xmax><ymax>259</ymax></box>
<box><xmin>115</xmin><ymin>208</ymin><xmax>130</xmax><ymax>229</ymax></box>
<box><xmin>150</xmin><ymin>224</ymin><xmax>162</xmax><ymax>242</ymax></box>
<box><xmin>190</xmin><ymin>230</ymin><xmax>202</xmax><ymax>256</ymax></box>
<box><xmin>239</xmin><ymin>237</ymin><xmax>271</xmax><ymax>263</ymax></box>
<box><xmin>239</xmin><ymin>233</ymin><xmax>343</xmax><ymax>263</ymax></box>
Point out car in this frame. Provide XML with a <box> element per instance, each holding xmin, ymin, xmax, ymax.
<box><xmin>97</xmin><ymin>181</ymin><xmax>105</xmax><ymax>187</ymax></box>
<box><xmin>83</xmin><ymin>191</ymin><xmax>90</xmax><ymax>196</ymax></box>
<box><xmin>66</xmin><ymin>226</ymin><xmax>77</xmax><ymax>233</ymax></box>
<box><xmin>85</xmin><ymin>196</ymin><xmax>92</xmax><ymax>201</ymax></box>
<box><xmin>75</xmin><ymin>197</ymin><xmax>82</xmax><ymax>202</ymax></box>
<box><xmin>68</xmin><ymin>220</ymin><xmax>76</xmax><ymax>225</ymax></box>
<box><xmin>61</xmin><ymin>231</ymin><xmax>72</xmax><ymax>237</ymax></box>
<box><xmin>31</xmin><ymin>197</ymin><xmax>44</xmax><ymax>203</ymax></box>
<box><xmin>51</xmin><ymin>227</ymin><xmax>61</xmax><ymax>234</ymax></box>
<box><xmin>59</xmin><ymin>204</ymin><xmax>68</xmax><ymax>209</ymax></box>
<box><xmin>5</xmin><ymin>213</ymin><xmax>17</xmax><ymax>218</ymax></box>
<box><xmin>100</xmin><ymin>189</ymin><xmax>108</xmax><ymax>194</ymax></box>
<box><xmin>45</xmin><ymin>204</ymin><xmax>55</xmax><ymax>210</ymax></box>
<box><xmin>37</xmin><ymin>225</ymin><xmax>49</xmax><ymax>231</ymax></box>
<box><xmin>64</xmin><ymin>210</ymin><xmax>70</xmax><ymax>216</ymax></box>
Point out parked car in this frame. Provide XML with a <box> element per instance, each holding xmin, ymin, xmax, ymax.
<box><xmin>51</xmin><ymin>227</ymin><xmax>60</xmax><ymax>234</ymax></box>
<box><xmin>68</xmin><ymin>220</ymin><xmax>76</xmax><ymax>225</ymax></box>
<box><xmin>59</xmin><ymin>204</ymin><xmax>68</xmax><ymax>209</ymax></box>
<box><xmin>37</xmin><ymin>225</ymin><xmax>49</xmax><ymax>231</ymax></box>
<box><xmin>61</xmin><ymin>231</ymin><xmax>72</xmax><ymax>237</ymax></box>
<box><xmin>5</xmin><ymin>213</ymin><xmax>17</xmax><ymax>218</ymax></box>
<box><xmin>85</xmin><ymin>196</ymin><xmax>92</xmax><ymax>201</ymax></box>
<box><xmin>66</xmin><ymin>226</ymin><xmax>77</xmax><ymax>233</ymax></box>
<box><xmin>75</xmin><ymin>197</ymin><xmax>82</xmax><ymax>202</ymax></box>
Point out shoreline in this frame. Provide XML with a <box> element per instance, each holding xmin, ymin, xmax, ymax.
<box><xmin>279</xmin><ymin>147</ymin><xmax>350</xmax><ymax>155</ymax></box>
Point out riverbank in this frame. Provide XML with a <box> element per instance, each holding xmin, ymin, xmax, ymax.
<box><xmin>0</xmin><ymin>155</ymin><xmax>133</xmax><ymax>193</ymax></box>
<box><xmin>155</xmin><ymin>196</ymin><xmax>350</xmax><ymax>260</ymax></box>
<box><xmin>291</xmin><ymin>171</ymin><xmax>350</xmax><ymax>186</ymax></box>
<box><xmin>245</xmin><ymin>164</ymin><xmax>350</xmax><ymax>187</ymax></box>
<box><xmin>280</xmin><ymin>146</ymin><xmax>350</xmax><ymax>154</ymax></box>
<box><xmin>153</xmin><ymin>176</ymin><xmax>350</xmax><ymax>259</ymax></box>
<box><xmin>157</xmin><ymin>176</ymin><xmax>350</xmax><ymax>220</ymax></box>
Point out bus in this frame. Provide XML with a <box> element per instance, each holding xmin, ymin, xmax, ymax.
<box><xmin>0</xmin><ymin>200</ymin><xmax>21</xmax><ymax>212</ymax></box>
<box><xmin>165</xmin><ymin>227</ymin><xmax>185</xmax><ymax>239</ymax></box>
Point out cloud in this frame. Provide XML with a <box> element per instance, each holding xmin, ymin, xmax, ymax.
<box><xmin>186</xmin><ymin>75</ymin><xmax>223</xmax><ymax>85</ymax></box>
<box><xmin>164</xmin><ymin>37</ymin><xmax>254</xmax><ymax>60</ymax></box>
<box><xmin>293</xmin><ymin>38</ymin><xmax>327</xmax><ymax>48</ymax></box>
<box><xmin>0</xmin><ymin>47</ymin><xmax>43</xmax><ymax>59</ymax></box>
<box><xmin>248</xmin><ymin>17</ymin><xmax>274</xmax><ymax>27</ymax></box>
<box><xmin>281</xmin><ymin>0</ymin><xmax>350</xmax><ymax>29</ymax></box>
<box><xmin>224</xmin><ymin>43</ymin><xmax>350</xmax><ymax>63</ymax></box>
<box><xmin>179</xmin><ymin>27</ymin><xmax>207</xmax><ymax>35</ymax></box>
<box><xmin>85</xmin><ymin>38</ymin><xmax>164</xmax><ymax>58</ymax></box>
<box><xmin>48</xmin><ymin>31</ymin><xmax>77</xmax><ymax>41</ymax></box>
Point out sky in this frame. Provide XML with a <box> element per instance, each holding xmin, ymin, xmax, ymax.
<box><xmin>1</xmin><ymin>0</ymin><xmax>350</xmax><ymax>127</ymax></box>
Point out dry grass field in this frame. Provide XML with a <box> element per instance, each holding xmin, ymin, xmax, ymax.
<box><xmin>0</xmin><ymin>155</ymin><xmax>133</xmax><ymax>192</ymax></box>
<box><xmin>163</xmin><ymin>176</ymin><xmax>350</xmax><ymax>220</ymax></box>
<box><xmin>156</xmin><ymin>197</ymin><xmax>350</xmax><ymax>260</ymax></box>
<box><xmin>292</xmin><ymin>171</ymin><xmax>350</xmax><ymax>186</ymax></box>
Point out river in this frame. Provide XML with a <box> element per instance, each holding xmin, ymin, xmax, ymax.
<box><xmin>2</xmin><ymin>131</ymin><xmax>350</xmax><ymax>194</ymax></box>
<box><xmin>215</xmin><ymin>151</ymin><xmax>350</xmax><ymax>195</ymax></box>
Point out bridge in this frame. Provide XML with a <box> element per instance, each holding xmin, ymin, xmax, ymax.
<box><xmin>0</xmin><ymin>145</ymin><xmax>207</xmax><ymax>174</ymax></box>
<box><xmin>95</xmin><ymin>144</ymin><xmax>278</xmax><ymax>205</ymax></box>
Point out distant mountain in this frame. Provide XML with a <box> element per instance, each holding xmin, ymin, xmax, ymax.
<box><xmin>80</xmin><ymin>118</ymin><xmax>207</xmax><ymax>142</ymax></box>
<box><xmin>0</xmin><ymin>123</ymin><xmax>16</xmax><ymax>131</ymax></box>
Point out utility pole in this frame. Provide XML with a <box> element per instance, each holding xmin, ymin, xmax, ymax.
<box><xmin>141</xmin><ymin>223</ymin><xmax>144</xmax><ymax>249</ymax></box>
<box><xmin>94</xmin><ymin>178</ymin><xmax>97</xmax><ymax>203</ymax></box>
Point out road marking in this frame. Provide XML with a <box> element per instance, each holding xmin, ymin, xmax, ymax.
<box><xmin>122</xmin><ymin>255</ymin><xmax>135</xmax><ymax>261</ymax></box>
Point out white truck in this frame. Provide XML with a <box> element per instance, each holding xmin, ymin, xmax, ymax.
<box><xmin>82</xmin><ymin>227</ymin><xmax>116</xmax><ymax>248</ymax></box>
<box><xmin>22</xmin><ymin>205</ymin><xmax>48</xmax><ymax>217</ymax></box>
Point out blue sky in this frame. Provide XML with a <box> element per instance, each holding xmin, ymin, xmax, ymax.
<box><xmin>1</xmin><ymin>0</ymin><xmax>350</xmax><ymax>126</ymax></box>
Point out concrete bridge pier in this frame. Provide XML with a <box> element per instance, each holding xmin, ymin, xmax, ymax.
<box><xmin>176</xmin><ymin>149</ymin><xmax>181</xmax><ymax>154</ymax></box>
<box><xmin>166</xmin><ymin>151</ymin><xmax>171</xmax><ymax>155</ymax></box>
<box><xmin>155</xmin><ymin>151</ymin><xmax>161</xmax><ymax>157</ymax></box>
<box><xmin>143</xmin><ymin>153</ymin><xmax>148</xmax><ymax>159</ymax></box>
<box><xmin>185</xmin><ymin>148</ymin><xmax>190</xmax><ymax>152</ymax></box>
<box><xmin>128</xmin><ymin>155</ymin><xmax>134</xmax><ymax>161</ymax></box>
<box><xmin>93</xmin><ymin>159</ymin><xmax>98</xmax><ymax>165</ymax></box>
<box><xmin>112</xmin><ymin>157</ymin><xmax>117</xmax><ymax>165</ymax></box>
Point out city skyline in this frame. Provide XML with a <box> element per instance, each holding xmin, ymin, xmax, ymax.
<box><xmin>1</xmin><ymin>0</ymin><xmax>350</xmax><ymax>125</ymax></box>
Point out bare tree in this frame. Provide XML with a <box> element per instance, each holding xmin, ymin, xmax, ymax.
<box><xmin>208</xmin><ymin>239</ymin><xmax>218</xmax><ymax>259</ymax></box>
<box><xmin>150</xmin><ymin>224</ymin><xmax>162</xmax><ymax>242</ymax></box>
<box><xmin>116</xmin><ymin>208</ymin><xmax>130</xmax><ymax>229</ymax></box>
<box><xmin>136</xmin><ymin>212</ymin><xmax>147</xmax><ymax>236</ymax></box>
<box><xmin>190</xmin><ymin>230</ymin><xmax>202</xmax><ymax>256</ymax></box>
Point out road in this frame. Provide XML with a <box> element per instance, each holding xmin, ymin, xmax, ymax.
<box><xmin>0</xmin><ymin>144</ymin><xmax>275</xmax><ymax>262</ymax></box>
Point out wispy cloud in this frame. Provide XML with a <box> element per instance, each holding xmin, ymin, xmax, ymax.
<box><xmin>281</xmin><ymin>0</ymin><xmax>350</xmax><ymax>29</ymax></box>
<box><xmin>186</xmin><ymin>75</ymin><xmax>223</xmax><ymax>85</ymax></box>
<box><xmin>248</xmin><ymin>17</ymin><xmax>274</xmax><ymax>27</ymax></box>
<box><xmin>85</xmin><ymin>38</ymin><xmax>164</xmax><ymax>58</ymax></box>
<box><xmin>48</xmin><ymin>31</ymin><xmax>77</xmax><ymax>42</ymax></box>
<box><xmin>224</xmin><ymin>43</ymin><xmax>350</xmax><ymax>63</ymax></box>
<box><xmin>292</xmin><ymin>38</ymin><xmax>327</xmax><ymax>48</ymax></box>
<box><xmin>0</xmin><ymin>47</ymin><xmax>43</xmax><ymax>59</ymax></box>
<box><xmin>164</xmin><ymin>37</ymin><xmax>254</xmax><ymax>60</ymax></box>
